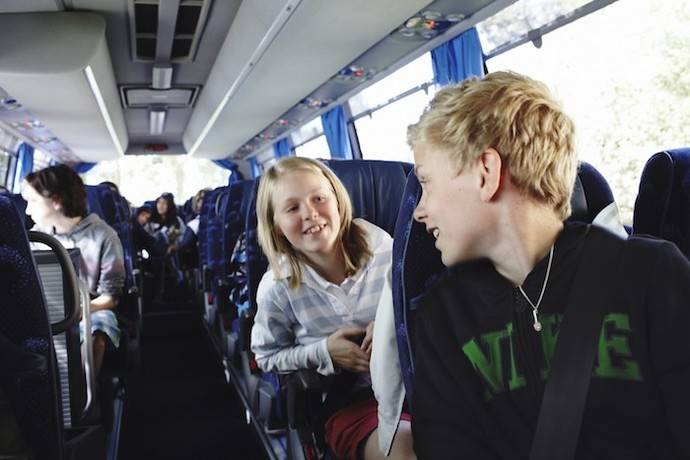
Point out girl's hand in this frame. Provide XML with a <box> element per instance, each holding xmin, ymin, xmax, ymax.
<box><xmin>361</xmin><ymin>321</ymin><xmax>375</xmax><ymax>358</ymax></box>
<box><xmin>327</xmin><ymin>327</ymin><xmax>369</xmax><ymax>373</ymax></box>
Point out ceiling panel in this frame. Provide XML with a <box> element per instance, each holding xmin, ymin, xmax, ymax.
<box><xmin>185</xmin><ymin>0</ymin><xmax>434</xmax><ymax>159</ymax></box>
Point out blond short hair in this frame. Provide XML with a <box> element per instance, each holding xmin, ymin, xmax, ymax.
<box><xmin>256</xmin><ymin>157</ymin><xmax>371</xmax><ymax>289</ymax></box>
<box><xmin>408</xmin><ymin>71</ymin><xmax>577</xmax><ymax>220</ymax></box>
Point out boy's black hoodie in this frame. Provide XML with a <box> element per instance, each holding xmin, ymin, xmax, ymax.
<box><xmin>413</xmin><ymin>223</ymin><xmax>690</xmax><ymax>459</ymax></box>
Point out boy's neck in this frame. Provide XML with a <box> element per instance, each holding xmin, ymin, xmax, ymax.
<box><xmin>53</xmin><ymin>214</ymin><xmax>83</xmax><ymax>235</ymax></box>
<box><xmin>490</xmin><ymin>201</ymin><xmax>564</xmax><ymax>286</ymax></box>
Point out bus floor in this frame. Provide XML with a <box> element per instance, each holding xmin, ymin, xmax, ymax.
<box><xmin>117</xmin><ymin>298</ymin><xmax>266</xmax><ymax>459</ymax></box>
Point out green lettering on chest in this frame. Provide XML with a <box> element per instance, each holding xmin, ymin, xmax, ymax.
<box><xmin>462</xmin><ymin>328</ymin><xmax>510</xmax><ymax>396</ymax></box>
<box><xmin>594</xmin><ymin>313</ymin><xmax>642</xmax><ymax>381</ymax></box>
<box><xmin>461</xmin><ymin>312</ymin><xmax>642</xmax><ymax>400</ymax></box>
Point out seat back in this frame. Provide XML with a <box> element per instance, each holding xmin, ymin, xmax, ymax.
<box><xmin>633</xmin><ymin>148</ymin><xmax>690</xmax><ymax>258</ymax></box>
<box><xmin>0</xmin><ymin>193</ymin><xmax>63</xmax><ymax>460</ymax></box>
<box><xmin>324</xmin><ymin>159</ymin><xmax>413</xmax><ymax>234</ymax></box>
<box><xmin>393</xmin><ymin>161</ymin><xmax>617</xmax><ymax>402</ymax></box>
<box><xmin>85</xmin><ymin>185</ymin><xmax>135</xmax><ymax>293</ymax></box>
<box><xmin>33</xmin><ymin>249</ymin><xmax>87</xmax><ymax>429</ymax></box>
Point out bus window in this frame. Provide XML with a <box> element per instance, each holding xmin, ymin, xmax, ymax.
<box><xmin>482</xmin><ymin>0</ymin><xmax>690</xmax><ymax>224</ymax></box>
<box><xmin>31</xmin><ymin>149</ymin><xmax>52</xmax><ymax>171</ymax></box>
<box><xmin>295</xmin><ymin>135</ymin><xmax>330</xmax><ymax>160</ymax></box>
<box><xmin>0</xmin><ymin>149</ymin><xmax>9</xmax><ymax>187</ymax></box>
<box><xmin>350</xmin><ymin>54</ymin><xmax>435</xmax><ymax>162</ymax></box>
<box><xmin>292</xmin><ymin>117</ymin><xmax>330</xmax><ymax>159</ymax></box>
<box><xmin>82</xmin><ymin>155</ymin><xmax>230</xmax><ymax>205</ymax></box>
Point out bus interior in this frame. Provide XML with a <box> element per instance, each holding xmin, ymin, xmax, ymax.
<box><xmin>0</xmin><ymin>0</ymin><xmax>688</xmax><ymax>459</ymax></box>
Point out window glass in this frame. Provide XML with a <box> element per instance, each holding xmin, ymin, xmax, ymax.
<box><xmin>31</xmin><ymin>148</ymin><xmax>52</xmax><ymax>171</ymax></box>
<box><xmin>295</xmin><ymin>135</ymin><xmax>330</xmax><ymax>160</ymax></box>
<box><xmin>291</xmin><ymin>117</ymin><xmax>323</xmax><ymax>146</ymax></box>
<box><xmin>477</xmin><ymin>0</ymin><xmax>592</xmax><ymax>56</ymax></box>
<box><xmin>260</xmin><ymin>157</ymin><xmax>278</xmax><ymax>173</ymax></box>
<box><xmin>349</xmin><ymin>54</ymin><xmax>434</xmax><ymax>117</ymax></box>
<box><xmin>0</xmin><ymin>150</ymin><xmax>9</xmax><ymax>188</ymax></box>
<box><xmin>485</xmin><ymin>0</ymin><xmax>690</xmax><ymax>224</ymax></box>
<box><xmin>355</xmin><ymin>88</ymin><xmax>434</xmax><ymax>163</ymax></box>
<box><xmin>82</xmin><ymin>156</ymin><xmax>230</xmax><ymax>206</ymax></box>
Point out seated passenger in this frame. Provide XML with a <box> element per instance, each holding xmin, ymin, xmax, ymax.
<box><xmin>178</xmin><ymin>188</ymin><xmax>209</xmax><ymax>270</ymax></box>
<box><xmin>251</xmin><ymin>158</ymin><xmax>415</xmax><ymax>460</ymax></box>
<box><xmin>146</xmin><ymin>194</ymin><xmax>186</xmax><ymax>300</ymax></box>
<box><xmin>146</xmin><ymin>193</ymin><xmax>186</xmax><ymax>247</ymax></box>
<box><xmin>135</xmin><ymin>206</ymin><xmax>152</xmax><ymax>227</ymax></box>
<box><xmin>408</xmin><ymin>71</ymin><xmax>690</xmax><ymax>459</ymax></box>
<box><xmin>132</xmin><ymin>206</ymin><xmax>165</xmax><ymax>256</ymax></box>
<box><xmin>22</xmin><ymin>165</ymin><xmax>125</xmax><ymax>376</ymax></box>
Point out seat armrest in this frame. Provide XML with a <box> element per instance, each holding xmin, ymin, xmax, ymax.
<box><xmin>285</xmin><ymin>370</ymin><xmax>330</xmax><ymax>429</ymax></box>
<box><xmin>284</xmin><ymin>370</ymin><xmax>329</xmax><ymax>457</ymax></box>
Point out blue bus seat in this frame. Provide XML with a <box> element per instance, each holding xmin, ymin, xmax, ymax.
<box><xmin>85</xmin><ymin>185</ymin><xmax>141</xmax><ymax>376</ymax></box>
<box><xmin>0</xmin><ymin>192</ymin><xmax>63</xmax><ymax>460</ymax></box>
<box><xmin>392</xmin><ymin>161</ymin><xmax>618</xmax><ymax>403</ymax></box>
<box><xmin>633</xmin><ymin>148</ymin><xmax>690</xmax><ymax>258</ymax></box>
<box><xmin>218</xmin><ymin>180</ymin><xmax>254</xmax><ymax>359</ymax></box>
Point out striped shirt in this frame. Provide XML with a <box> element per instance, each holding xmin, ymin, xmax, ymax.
<box><xmin>251</xmin><ymin>218</ymin><xmax>392</xmax><ymax>376</ymax></box>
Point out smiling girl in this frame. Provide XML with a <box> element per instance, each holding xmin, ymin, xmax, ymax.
<box><xmin>251</xmin><ymin>157</ymin><xmax>414</xmax><ymax>460</ymax></box>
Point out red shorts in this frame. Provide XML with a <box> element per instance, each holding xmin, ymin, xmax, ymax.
<box><xmin>324</xmin><ymin>398</ymin><xmax>411</xmax><ymax>460</ymax></box>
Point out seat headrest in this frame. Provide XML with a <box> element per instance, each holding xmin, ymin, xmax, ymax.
<box><xmin>568</xmin><ymin>162</ymin><xmax>615</xmax><ymax>224</ymax></box>
<box><xmin>633</xmin><ymin>148</ymin><xmax>690</xmax><ymax>257</ymax></box>
<box><xmin>325</xmin><ymin>159</ymin><xmax>412</xmax><ymax>235</ymax></box>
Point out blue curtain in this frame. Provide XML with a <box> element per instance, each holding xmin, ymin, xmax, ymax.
<box><xmin>321</xmin><ymin>105</ymin><xmax>353</xmax><ymax>160</ymax></box>
<box><xmin>431</xmin><ymin>27</ymin><xmax>484</xmax><ymax>86</ymax></box>
<box><xmin>72</xmin><ymin>162</ymin><xmax>97</xmax><ymax>173</ymax></box>
<box><xmin>248</xmin><ymin>157</ymin><xmax>261</xmax><ymax>179</ymax></box>
<box><xmin>273</xmin><ymin>138</ymin><xmax>292</xmax><ymax>158</ymax></box>
<box><xmin>12</xmin><ymin>142</ymin><xmax>34</xmax><ymax>193</ymax></box>
<box><xmin>212</xmin><ymin>159</ymin><xmax>245</xmax><ymax>183</ymax></box>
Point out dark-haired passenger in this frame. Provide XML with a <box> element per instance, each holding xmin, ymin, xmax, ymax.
<box><xmin>22</xmin><ymin>164</ymin><xmax>125</xmax><ymax>375</ymax></box>
<box><xmin>146</xmin><ymin>193</ymin><xmax>186</xmax><ymax>248</ymax></box>
<box><xmin>145</xmin><ymin>194</ymin><xmax>186</xmax><ymax>299</ymax></box>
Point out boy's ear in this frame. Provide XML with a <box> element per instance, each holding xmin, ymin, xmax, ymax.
<box><xmin>51</xmin><ymin>196</ymin><xmax>63</xmax><ymax>211</ymax></box>
<box><xmin>477</xmin><ymin>148</ymin><xmax>502</xmax><ymax>202</ymax></box>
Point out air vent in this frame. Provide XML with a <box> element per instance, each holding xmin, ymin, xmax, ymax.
<box><xmin>129</xmin><ymin>0</ymin><xmax>212</xmax><ymax>62</ymax></box>
<box><xmin>132</xmin><ymin>1</ymin><xmax>158</xmax><ymax>60</ymax></box>
<box><xmin>120</xmin><ymin>86</ymin><xmax>200</xmax><ymax>108</ymax></box>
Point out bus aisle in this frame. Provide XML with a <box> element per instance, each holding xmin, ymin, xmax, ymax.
<box><xmin>118</xmin><ymin>298</ymin><xmax>265</xmax><ymax>460</ymax></box>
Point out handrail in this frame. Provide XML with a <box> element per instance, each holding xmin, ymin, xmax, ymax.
<box><xmin>78</xmin><ymin>278</ymin><xmax>95</xmax><ymax>415</ymax></box>
<box><xmin>29</xmin><ymin>231</ymin><xmax>95</xmax><ymax>415</ymax></box>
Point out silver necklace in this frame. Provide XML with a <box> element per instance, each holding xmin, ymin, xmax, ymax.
<box><xmin>518</xmin><ymin>245</ymin><xmax>554</xmax><ymax>332</ymax></box>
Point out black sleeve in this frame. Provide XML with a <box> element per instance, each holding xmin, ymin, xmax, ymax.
<box><xmin>646</xmin><ymin>242</ymin><xmax>690</xmax><ymax>458</ymax></box>
<box><xmin>412</xmin><ymin>298</ymin><xmax>499</xmax><ymax>460</ymax></box>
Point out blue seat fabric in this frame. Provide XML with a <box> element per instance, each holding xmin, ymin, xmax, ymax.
<box><xmin>633</xmin><ymin>148</ymin><xmax>690</xmax><ymax>258</ymax></box>
<box><xmin>0</xmin><ymin>193</ymin><xmax>63</xmax><ymax>459</ymax></box>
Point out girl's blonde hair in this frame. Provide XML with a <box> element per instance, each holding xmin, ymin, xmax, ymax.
<box><xmin>408</xmin><ymin>71</ymin><xmax>577</xmax><ymax>220</ymax></box>
<box><xmin>256</xmin><ymin>157</ymin><xmax>372</xmax><ymax>289</ymax></box>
